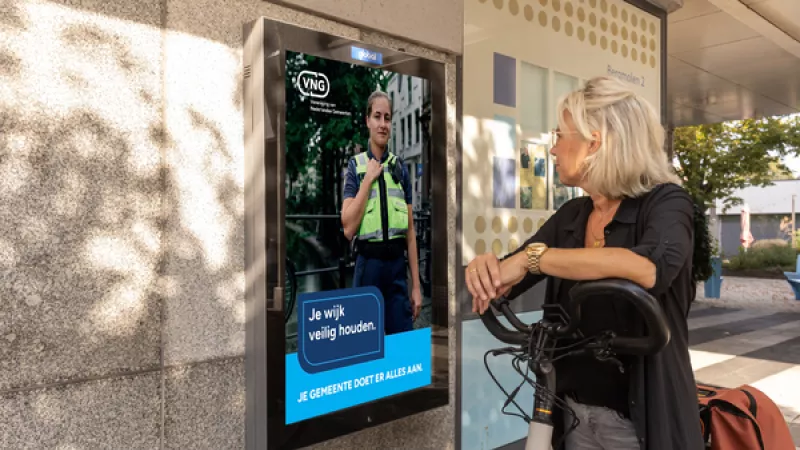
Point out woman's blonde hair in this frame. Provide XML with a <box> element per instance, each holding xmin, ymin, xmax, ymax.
<box><xmin>557</xmin><ymin>76</ymin><xmax>680</xmax><ymax>199</ymax></box>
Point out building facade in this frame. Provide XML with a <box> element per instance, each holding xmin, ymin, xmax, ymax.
<box><xmin>715</xmin><ymin>180</ymin><xmax>800</xmax><ymax>257</ymax></box>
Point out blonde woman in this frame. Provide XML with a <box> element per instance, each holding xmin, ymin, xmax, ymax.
<box><xmin>466</xmin><ymin>76</ymin><xmax>703</xmax><ymax>450</ymax></box>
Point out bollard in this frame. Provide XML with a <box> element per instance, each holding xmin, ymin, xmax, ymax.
<box><xmin>704</xmin><ymin>257</ymin><xmax>723</xmax><ymax>299</ymax></box>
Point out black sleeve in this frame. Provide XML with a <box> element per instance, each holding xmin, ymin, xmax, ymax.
<box><xmin>629</xmin><ymin>184</ymin><xmax>695</xmax><ymax>296</ymax></box>
<box><xmin>502</xmin><ymin>212</ymin><xmax>560</xmax><ymax>301</ymax></box>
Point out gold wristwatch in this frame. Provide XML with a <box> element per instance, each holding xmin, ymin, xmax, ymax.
<box><xmin>525</xmin><ymin>243</ymin><xmax>549</xmax><ymax>275</ymax></box>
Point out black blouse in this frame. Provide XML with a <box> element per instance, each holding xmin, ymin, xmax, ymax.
<box><xmin>503</xmin><ymin>183</ymin><xmax>704</xmax><ymax>450</ymax></box>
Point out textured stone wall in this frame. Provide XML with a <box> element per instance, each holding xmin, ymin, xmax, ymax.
<box><xmin>0</xmin><ymin>0</ymin><xmax>460</xmax><ymax>448</ymax></box>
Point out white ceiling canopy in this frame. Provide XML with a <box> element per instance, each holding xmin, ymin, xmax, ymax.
<box><xmin>666</xmin><ymin>0</ymin><xmax>800</xmax><ymax>127</ymax></box>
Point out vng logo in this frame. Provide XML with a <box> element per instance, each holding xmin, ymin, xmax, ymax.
<box><xmin>296</xmin><ymin>70</ymin><xmax>330</xmax><ymax>99</ymax></box>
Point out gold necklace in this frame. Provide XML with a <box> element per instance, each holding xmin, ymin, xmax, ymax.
<box><xmin>589</xmin><ymin>206</ymin><xmax>617</xmax><ymax>248</ymax></box>
<box><xmin>590</xmin><ymin>227</ymin><xmax>605</xmax><ymax>247</ymax></box>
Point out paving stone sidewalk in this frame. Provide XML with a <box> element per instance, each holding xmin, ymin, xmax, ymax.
<box><xmin>690</xmin><ymin>277</ymin><xmax>800</xmax><ymax>447</ymax></box>
<box><xmin>695</xmin><ymin>276</ymin><xmax>799</xmax><ymax>311</ymax></box>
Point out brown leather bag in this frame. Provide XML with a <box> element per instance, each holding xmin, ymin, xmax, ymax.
<box><xmin>697</xmin><ymin>383</ymin><xmax>795</xmax><ymax>450</ymax></box>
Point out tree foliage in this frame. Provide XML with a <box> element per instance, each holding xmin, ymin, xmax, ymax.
<box><xmin>285</xmin><ymin>52</ymin><xmax>392</xmax><ymax>219</ymax></box>
<box><xmin>673</xmin><ymin>115</ymin><xmax>800</xmax><ymax>211</ymax></box>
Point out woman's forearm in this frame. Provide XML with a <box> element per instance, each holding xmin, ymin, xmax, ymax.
<box><xmin>406</xmin><ymin>213</ymin><xmax>420</xmax><ymax>289</ymax></box>
<box><xmin>540</xmin><ymin>248</ymin><xmax>656</xmax><ymax>288</ymax></box>
<box><xmin>503</xmin><ymin>247</ymin><xmax>656</xmax><ymax>289</ymax></box>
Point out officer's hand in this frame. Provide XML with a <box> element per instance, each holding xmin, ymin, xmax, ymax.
<box><xmin>365</xmin><ymin>159</ymin><xmax>383</xmax><ymax>184</ymax></box>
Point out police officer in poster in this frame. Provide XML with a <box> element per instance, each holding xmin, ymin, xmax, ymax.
<box><xmin>341</xmin><ymin>91</ymin><xmax>422</xmax><ymax>335</ymax></box>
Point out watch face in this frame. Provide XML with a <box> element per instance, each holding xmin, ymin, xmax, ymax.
<box><xmin>528</xmin><ymin>243</ymin><xmax>547</xmax><ymax>251</ymax></box>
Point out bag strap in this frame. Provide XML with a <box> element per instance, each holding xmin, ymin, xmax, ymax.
<box><xmin>740</xmin><ymin>388</ymin><xmax>758</xmax><ymax>418</ymax></box>
<box><xmin>708</xmin><ymin>398</ymin><xmax>765</xmax><ymax>450</ymax></box>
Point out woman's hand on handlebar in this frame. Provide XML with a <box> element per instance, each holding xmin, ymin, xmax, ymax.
<box><xmin>466</xmin><ymin>252</ymin><xmax>527</xmax><ymax>314</ymax></box>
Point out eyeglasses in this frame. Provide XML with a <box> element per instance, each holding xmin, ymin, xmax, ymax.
<box><xmin>550</xmin><ymin>129</ymin><xmax>582</xmax><ymax>147</ymax></box>
<box><xmin>550</xmin><ymin>129</ymin><xmax>597</xmax><ymax>147</ymax></box>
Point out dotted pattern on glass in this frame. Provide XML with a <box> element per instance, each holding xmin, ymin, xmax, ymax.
<box><xmin>492</xmin><ymin>239</ymin><xmax>503</xmax><ymax>256</ymax></box>
<box><xmin>477</xmin><ymin>0</ymin><xmax>659</xmax><ymax>65</ymax></box>
<box><xmin>492</xmin><ymin>216</ymin><xmax>503</xmax><ymax>233</ymax></box>
<box><xmin>565</xmin><ymin>1</ymin><xmax>574</xmax><ymax>17</ymax></box>
<box><xmin>475</xmin><ymin>216</ymin><xmax>487</xmax><ymax>233</ymax></box>
<box><xmin>523</xmin><ymin>218</ymin><xmax>533</xmax><ymax>233</ymax></box>
<box><xmin>508</xmin><ymin>217</ymin><xmax>519</xmax><ymax>233</ymax></box>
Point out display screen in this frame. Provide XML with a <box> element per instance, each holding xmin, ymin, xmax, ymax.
<box><xmin>283</xmin><ymin>50</ymin><xmax>433</xmax><ymax>425</ymax></box>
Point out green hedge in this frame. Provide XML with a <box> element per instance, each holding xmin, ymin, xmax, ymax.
<box><xmin>726</xmin><ymin>245</ymin><xmax>798</xmax><ymax>271</ymax></box>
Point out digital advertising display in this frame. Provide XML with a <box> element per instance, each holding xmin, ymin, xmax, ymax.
<box><xmin>244</xmin><ymin>18</ymin><xmax>448</xmax><ymax>448</ymax></box>
<box><xmin>283</xmin><ymin>49</ymin><xmax>434</xmax><ymax>424</ymax></box>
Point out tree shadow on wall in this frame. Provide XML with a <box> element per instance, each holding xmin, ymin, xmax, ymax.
<box><xmin>0</xmin><ymin>12</ymin><xmax>246</xmax><ymax>398</ymax></box>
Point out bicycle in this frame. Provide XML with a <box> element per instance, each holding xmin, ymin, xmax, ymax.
<box><xmin>478</xmin><ymin>278</ymin><xmax>671</xmax><ymax>450</ymax></box>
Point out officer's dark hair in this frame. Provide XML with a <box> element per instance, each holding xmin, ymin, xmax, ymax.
<box><xmin>366</xmin><ymin>91</ymin><xmax>392</xmax><ymax>118</ymax></box>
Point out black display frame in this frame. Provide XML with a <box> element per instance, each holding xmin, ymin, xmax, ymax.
<box><xmin>243</xmin><ymin>17</ymin><xmax>450</xmax><ymax>450</ymax></box>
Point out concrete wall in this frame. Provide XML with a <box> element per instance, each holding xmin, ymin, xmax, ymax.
<box><xmin>720</xmin><ymin>214</ymin><xmax>793</xmax><ymax>257</ymax></box>
<box><xmin>0</xmin><ymin>0</ymin><xmax>461</xmax><ymax>448</ymax></box>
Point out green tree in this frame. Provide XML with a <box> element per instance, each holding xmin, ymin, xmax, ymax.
<box><xmin>767</xmin><ymin>160</ymin><xmax>795</xmax><ymax>180</ymax></box>
<box><xmin>673</xmin><ymin>115</ymin><xmax>800</xmax><ymax>211</ymax></box>
<box><xmin>673</xmin><ymin>115</ymin><xmax>800</xmax><ymax>282</ymax></box>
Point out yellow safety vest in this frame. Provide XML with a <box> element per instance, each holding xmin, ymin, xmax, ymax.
<box><xmin>353</xmin><ymin>151</ymin><xmax>409</xmax><ymax>242</ymax></box>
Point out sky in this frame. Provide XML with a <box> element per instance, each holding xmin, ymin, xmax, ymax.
<box><xmin>784</xmin><ymin>155</ymin><xmax>800</xmax><ymax>177</ymax></box>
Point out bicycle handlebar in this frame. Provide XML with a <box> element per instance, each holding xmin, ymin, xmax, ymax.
<box><xmin>478</xmin><ymin>278</ymin><xmax>671</xmax><ymax>356</ymax></box>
